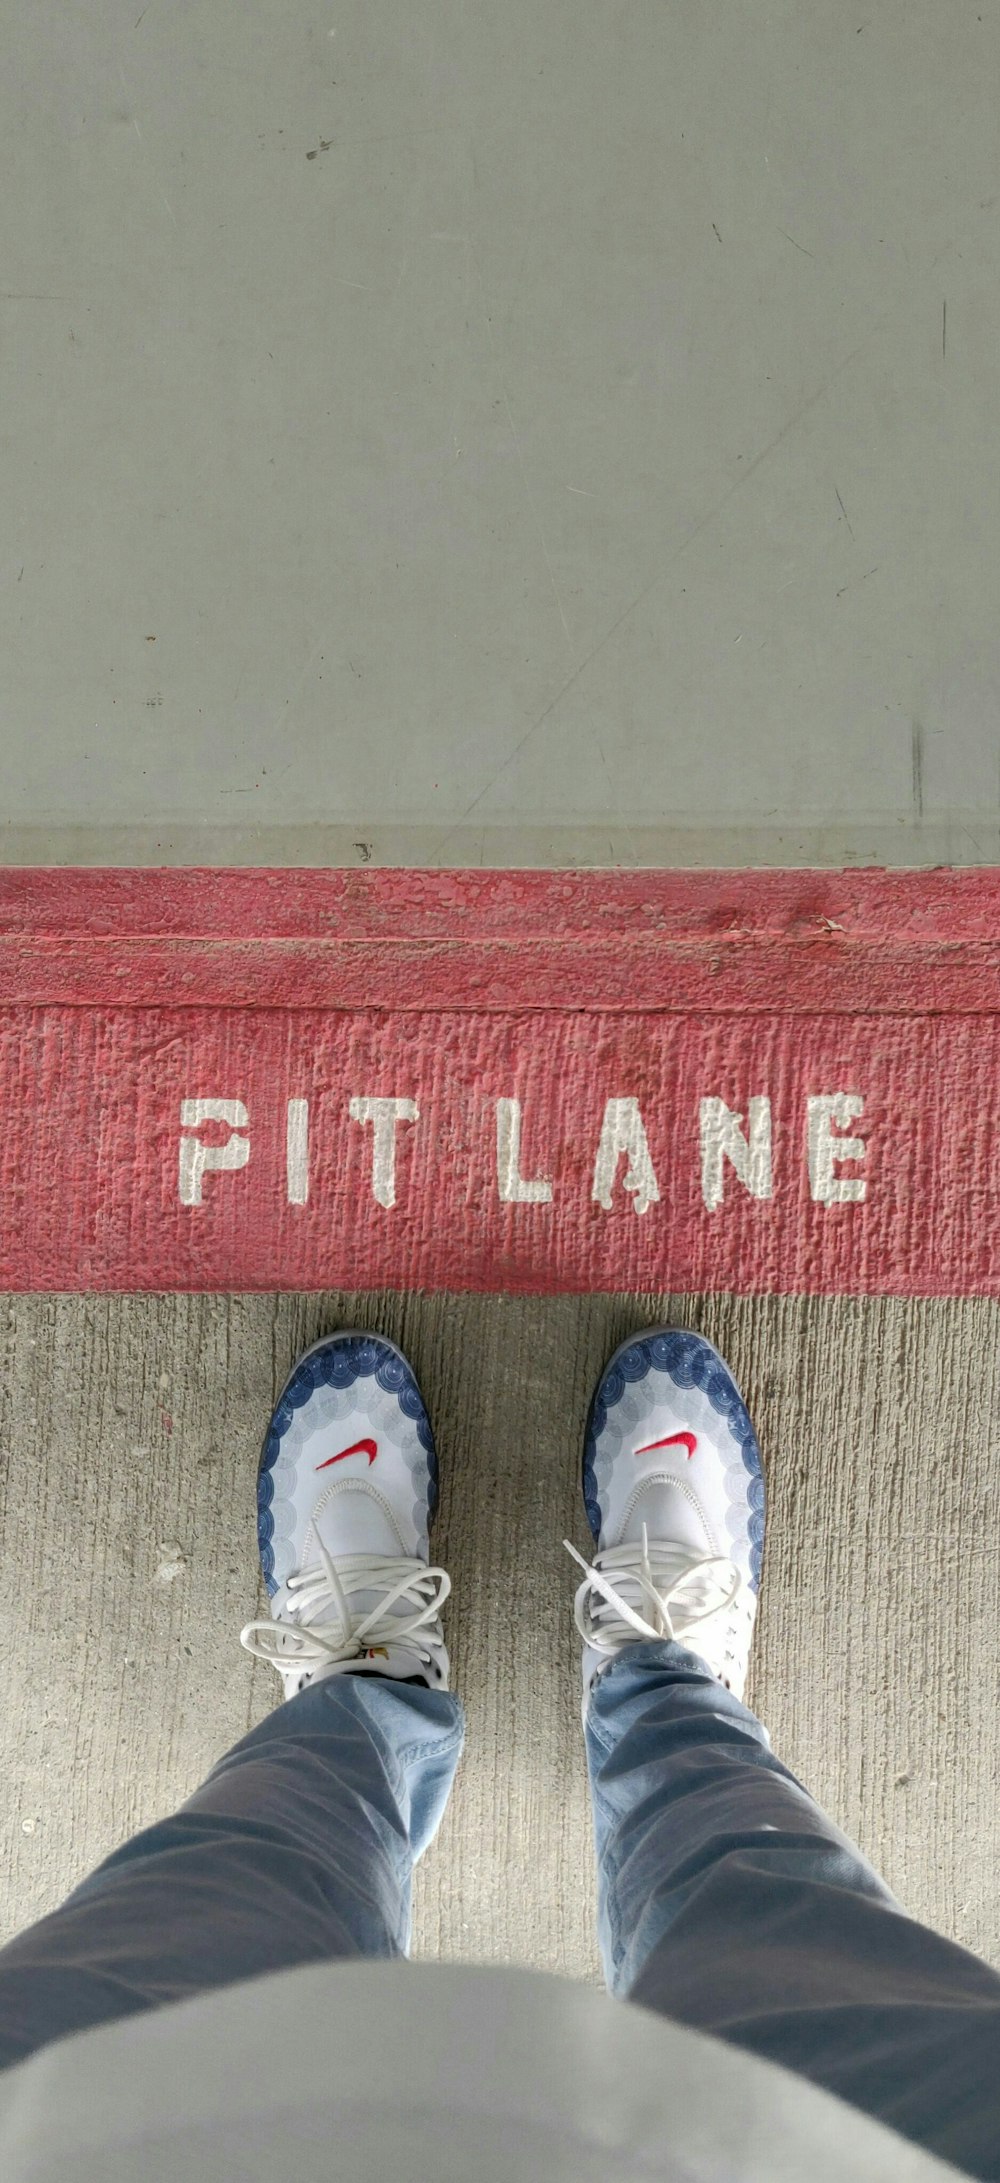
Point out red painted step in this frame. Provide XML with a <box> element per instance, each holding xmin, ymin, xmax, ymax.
<box><xmin>1</xmin><ymin>866</ymin><xmax>996</xmax><ymax>1295</ymax></box>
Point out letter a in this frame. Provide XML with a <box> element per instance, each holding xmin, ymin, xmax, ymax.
<box><xmin>592</xmin><ymin>1098</ymin><xmax>660</xmax><ymax>1217</ymax></box>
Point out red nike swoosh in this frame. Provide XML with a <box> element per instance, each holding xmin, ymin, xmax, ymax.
<box><xmin>634</xmin><ymin>1431</ymin><xmax>697</xmax><ymax>1459</ymax></box>
<box><xmin>315</xmin><ymin>1437</ymin><xmax>378</xmax><ymax>1471</ymax></box>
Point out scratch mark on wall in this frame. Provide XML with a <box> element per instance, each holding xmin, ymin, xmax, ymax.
<box><xmin>911</xmin><ymin>722</ymin><xmax>924</xmax><ymax>818</ymax></box>
<box><xmin>835</xmin><ymin>486</ymin><xmax>855</xmax><ymax>541</ymax></box>
<box><xmin>119</xmin><ymin>59</ymin><xmax>177</xmax><ymax>222</ymax></box>
<box><xmin>466</xmin><ymin>200</ymin><xmax>573</xmax><ymax>659</ymax></box>
<box><xmin>427</xmin><ymin>306</ymin><xmax>899</xmax><ymax>859</ymax></box>
<box><xmin>593</xmin><ymin>738</ymin><xmax>639</xmax><ymax>868</ymax></box>
<box><xmin>269</xmin><ymin>635</ymin><xmax>329</xmax><ymax>779</ymax></box>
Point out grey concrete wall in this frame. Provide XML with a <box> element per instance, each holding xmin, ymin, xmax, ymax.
<box><xmin>3</xmin><ymin>1</ymin><xmax>1000</xmax><ymax>870</ymax></box>
<box><xmin>2</xmin><ymin>1290</ymin><xmax>998</xmax><ymax>1981</ymax></box>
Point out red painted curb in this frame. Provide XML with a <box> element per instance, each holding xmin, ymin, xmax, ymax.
<box><xmin>0</xmin><ymin>865</ymin><xmax>997</xmax><ymax>1012</ymax></box>
<box><xmin>2</xmin><ymin>867</ymin><xmax>998</xmax><ymax>1296</ymax></box>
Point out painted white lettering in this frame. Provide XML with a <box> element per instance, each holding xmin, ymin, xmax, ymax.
<box><xmin>700</xmin><ymin>1096</ymin><xmax>773</xmax><ymax>1212</ymax></box>
<box><xmin>592</xmin><ymin>1098</ymin><xmax>660</xmax><ymax>1217</ymax></box>
<box><xmin>496</xmin><ymin>1098</ymin><xmax>553</xmax><ymax>1204</ymax></box>
<box><xmin>807</xmin><ymin>1094</ymin><xmax>867</xmax><ymax>1204</ymax></box>
<box><xmin>349</xmin><ymin>1096</ymin><xmax>419</xmax><ymax>1209</ymax></box>
<box><xmin>287</xmin><ymin>1098</ymin><xmax>309</xmax><ymax>1206</ymax></box>
<box><xmin>179</xmin><ymin>1099</ymin><xmax>249</xmax><ymax>1207</ymax></box>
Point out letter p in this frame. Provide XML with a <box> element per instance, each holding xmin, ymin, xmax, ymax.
<box><xmin>179</xmin><ymin>1099</ymin><xmax>250</xmax><ymax>1207</ymax></box>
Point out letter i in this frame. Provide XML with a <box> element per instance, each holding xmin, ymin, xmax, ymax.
<box><xmin>287</xmin><ymin>1099</ymin><xmax>309</xmax><ymax>1205</ymax></box>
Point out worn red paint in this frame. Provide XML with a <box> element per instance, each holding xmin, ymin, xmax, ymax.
<box><xmin>0</xmin><ymin>866</ymin><xmax>997</xmax><ymax>1297</ymax></box>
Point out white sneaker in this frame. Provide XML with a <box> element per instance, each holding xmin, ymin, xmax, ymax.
<box><xmin>240</xmin><ymin>1331</ymin><xmax>451</xmax><ymax>1701</ymax></box>
<box><xmin>564</xmin><ymin>1327</ymin><xmax>766</xmax><ymax>1729</ymax></box>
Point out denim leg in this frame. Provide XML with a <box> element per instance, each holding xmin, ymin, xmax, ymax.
<box><xmin>585</xmin><ymin>1639</ymin><xmax>1000</xmax><ymax>2182</ymax></box>
<box><xmin>0</xmin><ymin>1672</ymin><xmax>465</xmax><ymax>2075</ymax></box>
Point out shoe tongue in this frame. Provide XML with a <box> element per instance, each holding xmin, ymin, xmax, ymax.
<box><xmin>615</xmin><ymin>1479</ymin><xmax>710</xmax><ymax>1562</ymax></box>
<box><xmin>307</xmin><ymin>1485</ymin><xmax>404</xmax><ymax>1628</ymax></box>
<box><xmin>311</xmin><ymin>1481</ymin><xmax>399</xmax><ymax>1560</ymax></box>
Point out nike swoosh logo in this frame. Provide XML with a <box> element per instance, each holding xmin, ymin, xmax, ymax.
<box><xmin>634</xmin><ymin>1431</ymin><xmax>697</xmax><ymax>1459</ymax></box>
<box><xmin>315</xmin><ymin>1437</ymin><xmax>378</xmax><ymax>1471</ymax></box>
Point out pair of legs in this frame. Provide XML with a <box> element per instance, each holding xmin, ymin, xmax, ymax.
<box><xmin>0</xmin><ymin>1639</ymin><xmax>999</xmax><ymax>2177</ymax></box>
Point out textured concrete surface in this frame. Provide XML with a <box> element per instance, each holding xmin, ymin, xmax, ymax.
<box><xmin>4</xmin><ymin>0</ymin><xmax>1000</xmax><ymax>872</ymax></box>
<box><xmin>2</xmin><ymin>1289</ymin><xmax>998</xmax><ymax>1983</ymax></box>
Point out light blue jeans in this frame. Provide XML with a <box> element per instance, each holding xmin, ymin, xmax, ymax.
<box><xmin>1</xmin><ymin>1643</ymin><xmax>999</xmax><ymax>2179</ymax></box>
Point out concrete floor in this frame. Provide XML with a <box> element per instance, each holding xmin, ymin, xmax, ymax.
<box><xmin>3</xmin><ymin>0</ymin><xmax>1000</xmax><ymax>871</ymax></box>
<box><xmin>3</xmin><ymin>1288</ymin><xmax>999</xmax><ymax>1979</ymax></box>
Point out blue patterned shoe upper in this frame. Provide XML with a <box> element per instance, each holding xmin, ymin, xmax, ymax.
<box><xmin>257</xmin><ymin>1335</ymin><xmax>439</xmax><ymax>1593</ymax></box>
<box><xmin>584</xmin><ymin>1331</ymin><xmax>765</xmax><ymax>1590</ymax></box>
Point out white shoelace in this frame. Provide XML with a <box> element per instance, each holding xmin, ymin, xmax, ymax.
<box><xmin>240</xmin><ymin>1516</ymin><xmax>452</xmax><ymax>1679</ymax></box>
<box><xmin>563</xmin><ymin>1524</ymin><xmax>742</xmax><ymax>1661</ymax></box>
